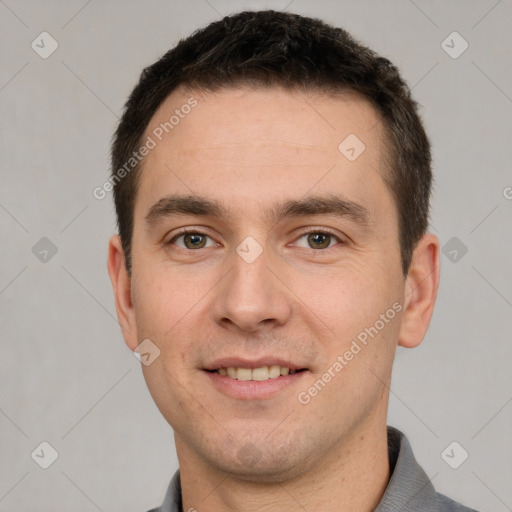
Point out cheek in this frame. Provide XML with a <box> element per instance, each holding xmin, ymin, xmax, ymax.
<box><xmin>292</xmin><ymin>262</ymin><xmax>394</xmax><ymax>334</ymax></box>
<box><xmin>131</xmin><ymin>268</ymin><xmax>191</xmax><ymax>347</ymax></box>
<box><xmin>131</xmin><ymin>264</ymin><xmax>217</xmax><ymax>379</ymax></box>
<box><xmin>293</xmin><ymin>262</ymin><xmax>403</xmax><ymax>392</ymax></box>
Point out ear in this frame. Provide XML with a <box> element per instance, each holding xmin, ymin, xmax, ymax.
<box><xmin>107</xmin><ymin>235</ymin><xmax>139</xmax><ymax>350</ymax></box>
<box><xmin>398</xmin><ymin>233</ymin><xmax>440</xmax><ymax>349</ymax></box>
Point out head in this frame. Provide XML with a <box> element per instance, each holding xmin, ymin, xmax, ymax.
<box><xmin>111</xmin><ymin>10</ymin><xmax>432</xmax><ymax>277</ymax></box>
<box><xmin>108</xmin><ymin>10</ymin><xmax>439</xmax><ymax>481</ymax></box>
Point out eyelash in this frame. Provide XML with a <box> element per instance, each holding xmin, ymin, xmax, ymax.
<box><xmin>166</xmin><ymin>227</ymin><xmax>345</xmax><ymax>251</ymax></box>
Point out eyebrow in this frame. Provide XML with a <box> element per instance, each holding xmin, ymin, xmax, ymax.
<box><xmin>145</xmin><ymin>193</ymin><xmax>370</xmax><ymax>229</ymax></box>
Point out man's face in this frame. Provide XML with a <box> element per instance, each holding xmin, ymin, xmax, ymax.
<box><xmin>124</xmin><ymin>86</ymin><xmax>408</xmax><ymax>480</ymax></box>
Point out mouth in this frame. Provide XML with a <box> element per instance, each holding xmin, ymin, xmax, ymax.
<box><xmin>202</xmin><ymin>359</ymin><xmax>309</xmax><ymax>400</ymax></box>
<box><xmin>205</xmin><ymin>365</ymin><xmax>308</xmax><ymax>381</ymax></box>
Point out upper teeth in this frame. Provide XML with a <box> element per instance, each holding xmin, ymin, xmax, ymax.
<box><xmin>217</xmin><ymin>366</ymin><xmax>295</xmax><ymax>381</ymax></box>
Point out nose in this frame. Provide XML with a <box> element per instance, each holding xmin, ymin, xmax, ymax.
<box><xmin>211</xmin><ymin>245</ymin><xmax>292</xmax><ymax>333</ymax></box>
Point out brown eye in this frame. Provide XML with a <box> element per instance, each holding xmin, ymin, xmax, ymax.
<box><xmin>307</xmin><ymin>232</ymin><xmax>332</xmax><ymax>249</ymax></box>
<box><xmin>169</xmin><ymin>231</ymin><xmax>215</xmax><ymax>250</ymax></box>
<box><xmin>294</xmin><ymin>230</ymin><xmax>340</xmax><ymax>250</ymax></box>
<box><xmin>183</xmin><ymin>233</ymin><xmax>207</xmax><ymax>249</ymax></box>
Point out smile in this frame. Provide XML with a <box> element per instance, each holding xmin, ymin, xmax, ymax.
<box><xmin>211</xmin><ymin>366</ymin><xmax>305</xmax><ymax>381</ymax></box>
<box><xmin>204</xmin><ymin>365</ymin><xmax>308</xmax><ymax>400</ymax></box>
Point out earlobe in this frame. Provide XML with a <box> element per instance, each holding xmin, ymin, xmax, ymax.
<box><xmin>397</xmin><ymin>233</ymin><xmax>440</xmax><ymax>349</ymax></box>
<box><xmin>107</xmin><ymin>235</ymin><xmax>138</xmax><ymax>350</ymax></box>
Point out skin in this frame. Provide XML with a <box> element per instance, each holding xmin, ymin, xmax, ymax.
<box><xmin>108</xmin><ymin>85</ymin><xmax>440</xmax><ymax>512</ymax></box>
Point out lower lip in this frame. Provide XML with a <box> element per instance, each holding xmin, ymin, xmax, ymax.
<box><xmin>203</xmin><ymin>370</ymin><xmax>308</xmax><ymax>400</ymax></box>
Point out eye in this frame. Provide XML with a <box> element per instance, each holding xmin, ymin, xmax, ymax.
<box><xmin>166</xmin><ymin>228</ymin><xmax>343</xmax><ymax>251</ymax></box>
<box><xmin>168</xmin><ymin>230</ymin><xmax>216</xmax><ymax>250</ymax></box>
<box><xmin>294</xmin><ymin>230</ymin><xmax>342</xmax><ymax>250</ymax></box>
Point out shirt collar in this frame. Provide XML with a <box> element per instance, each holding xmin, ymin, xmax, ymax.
<box><xmin>374</xmin><ymin>426</ymin><xmax>436</xmax><ymax>511</ymax></box>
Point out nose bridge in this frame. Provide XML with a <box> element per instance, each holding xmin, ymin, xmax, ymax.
<box><xmin>213</xmin><ymin>239</ymin><xmax>291</xmax><ymax>331</ymax></box>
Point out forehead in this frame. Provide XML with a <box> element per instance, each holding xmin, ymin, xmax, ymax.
<box><xmin>136</xmin><ymin>85</ymin><xmax>391</xmax><ymax>222</ymax></box>
<box><xmin>147</xmin><ymin>85</ymin><xmax>382</xmax><ymax>152</ymax></box>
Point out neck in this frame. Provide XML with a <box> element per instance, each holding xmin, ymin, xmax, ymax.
<box><xmin>176</xmin><ymin>416</ymin><xmax>391</xmax><ymax>512</ymax></box>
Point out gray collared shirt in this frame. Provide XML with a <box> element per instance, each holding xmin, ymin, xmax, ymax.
<box><xmin>148</xmin><ymin>426</ymin><xmax>478</xmax><ymax>512</ymax></box>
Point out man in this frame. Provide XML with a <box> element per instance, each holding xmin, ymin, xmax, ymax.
<box><xmin>107</xmin><ymin>10</ymin><xmax>478</xmax><ymax>512</ymax></box>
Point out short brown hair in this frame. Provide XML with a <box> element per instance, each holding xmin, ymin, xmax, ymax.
<box><xmin>111</xmin><ymin>10</ymin><xmax>432</xmax><ymax>275</ymax></box>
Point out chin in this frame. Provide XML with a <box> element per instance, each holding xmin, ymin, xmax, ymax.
<box><xmin>202</xmin><ymin>438</ymin><xmax>314</xmax><ymax>484</ymax></box>
<box><xmin>220</xmin><ymin>457</ymin><xmax>305</xmax><ymax>484</ymax></box>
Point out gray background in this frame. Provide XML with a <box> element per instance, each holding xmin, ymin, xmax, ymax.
<box><xmin>1</xmin><ymin>1</ymin><xmax>511</xmax><ymax>511</ymax></box>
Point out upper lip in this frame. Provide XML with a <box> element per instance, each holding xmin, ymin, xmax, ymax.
<box><xmin>203</xmin><ymin>357</ymin><xmax>307</xmax><ymax>371</ymax></box>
